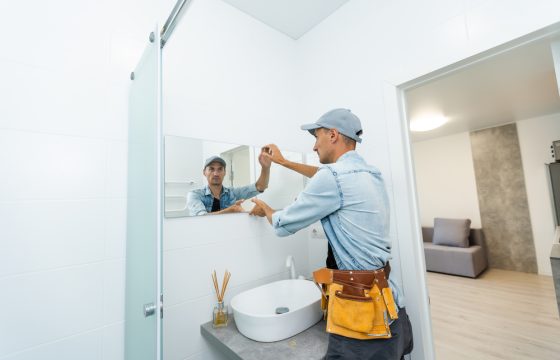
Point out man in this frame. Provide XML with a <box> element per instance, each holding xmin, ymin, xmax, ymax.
<box><xmin>250</xmin><ymin>108</ymin><xmax>413</xmax><ymax>359</ymax></box>
<box><xmin>187</xmin><ymin>150</ymin><xmax>271</xmax><ymax>216</ymax></box>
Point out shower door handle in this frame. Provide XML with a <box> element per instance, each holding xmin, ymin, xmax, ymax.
<box><xmin>143</xmin><ymin>302</ymin><xmax>156</xmax><ymax>317</ymax></box>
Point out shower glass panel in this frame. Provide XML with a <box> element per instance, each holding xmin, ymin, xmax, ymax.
<box><xmin>125</xmin><ymin>26</ymin><xmax>163</xmax><ymax>360</ymax></box>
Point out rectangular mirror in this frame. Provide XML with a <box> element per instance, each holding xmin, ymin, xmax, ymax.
<box><xmin>164</xmin><ymin>135</ymin><xmax>307</xmax><ymax>217</ymax></box>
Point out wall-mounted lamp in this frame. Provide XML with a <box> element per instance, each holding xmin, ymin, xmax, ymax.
<box><xmin>409</xmin><ymin>114</ymin><xmax>448</xmax><ymax>132</ymax></box>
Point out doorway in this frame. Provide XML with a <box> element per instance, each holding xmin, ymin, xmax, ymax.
<box><xmin>399</xmin><ymin>22</ymin><xmax>560</xmax><ymax>359</ymax></box>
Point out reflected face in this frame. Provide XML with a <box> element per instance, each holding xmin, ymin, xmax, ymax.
<box><xmin>313</xmin><ymin>128</ymin><xmax>332</xmax><ymax>164</ymax></box>
<box><xmin>203</xmin><ymin>162</ymin><xmax>226</xmax><ymax>186</ymax></box>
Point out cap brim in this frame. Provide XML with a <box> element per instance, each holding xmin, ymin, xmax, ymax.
<box><xmin>300</xmin><ymin>123</ymin><xmax>321</xmax><ymax>131</ymax></box>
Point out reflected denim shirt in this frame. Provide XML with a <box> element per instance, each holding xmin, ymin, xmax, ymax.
<box><xmin>271</xmin><ymin>151</ymin><xmax>403</xmax><ymax>307</ymax></box>
<box><xmin>187</xmin><ymin>184</ymin><xmax>260</xmax><ymax>216</ymax></box>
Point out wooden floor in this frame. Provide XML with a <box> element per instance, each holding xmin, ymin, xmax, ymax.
<box><xmin>426</xmin><ymin>269</ymin><xmax>560</xmax><ymax>360</ymax></box>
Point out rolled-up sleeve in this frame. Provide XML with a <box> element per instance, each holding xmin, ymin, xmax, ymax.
<box><xmin>271</xmin><ymin>168</ymin><xmax>341</xmax><ymax>237</ymax></box>
<box><xmin>187</xmin><ymin>191</ymin><xmax>208</xmax><ymax>216</ymax></box>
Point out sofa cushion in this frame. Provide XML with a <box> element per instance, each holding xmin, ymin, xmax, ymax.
<box><xmin>432</xmin><ymin>218</ymin><xmax>471</xmax><ymax>248</ymax></box>
<box><xmin>423</xmin><ymin>243</ymin><xmax>486</xmax><ymax>277</ymax></box>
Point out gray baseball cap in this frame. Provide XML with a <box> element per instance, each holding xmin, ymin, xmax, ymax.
<box><xmin>300</xmin><ymin>108</ymin><xmax>363</xmax><ymax>143</ymax></box>
<box><xmin>204</xmin><ymin>156</ymin><xmax>226</xmax><ymax>169</ymax></box>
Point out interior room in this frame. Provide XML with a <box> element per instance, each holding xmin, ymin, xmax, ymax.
<box><xmin>405</xmin><ymin>29</ymin><xmax>560</xmax><ymax>358</ymax></box>
<box><xmin>2</xmin><ymin>1</ymin><xmax>560</xmax><ymax>360</ymax></box>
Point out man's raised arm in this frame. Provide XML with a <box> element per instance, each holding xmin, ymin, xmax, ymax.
<box><xmin>262</xmin><ymin>144</ymin><xmax>318</xmax><ymax>178</ymax></box>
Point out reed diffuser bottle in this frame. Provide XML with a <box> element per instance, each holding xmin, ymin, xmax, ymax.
<box><xmin>213</xmin><ymin>301</ymin><xmax>228</xmax><ymax>328</ymax></box>
<box><xmin>212</xmin><ymin>270</ymin><xmax>231</xmax><ymax>328</ymax></box>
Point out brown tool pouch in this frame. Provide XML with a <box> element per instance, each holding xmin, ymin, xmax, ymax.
<box><xmin>313</xmin><ymin>264</ymin><xmax>398</xmax><ymax>340</ymax></box>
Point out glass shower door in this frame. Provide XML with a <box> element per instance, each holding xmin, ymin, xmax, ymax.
<box><xmin>125</xmin><ymin>25</ymin><xmax>162</xmax><ymax>360</ymax></box>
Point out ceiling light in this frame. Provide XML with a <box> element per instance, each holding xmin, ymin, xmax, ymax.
<box><xmin>409</xmin><ymin>114</ymin><xmax>448</xmax><ymax>132</ymax></box>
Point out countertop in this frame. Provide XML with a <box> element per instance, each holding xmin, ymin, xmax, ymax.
<box><xmin>200</xmin><ymin>317</ymin><xmax>328</xmax><ymax>360</ymax></box>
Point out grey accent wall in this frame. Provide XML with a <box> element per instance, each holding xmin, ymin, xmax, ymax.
<box><xmin>470</xmin><ymin>123</ymin><xmax>538</xmax><ymax>273</ymax></box>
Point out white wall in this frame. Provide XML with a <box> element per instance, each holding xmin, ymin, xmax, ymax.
<box><xmin>0</xmin><ymin>0</ymin><xmax>173</xmax><ymax>358</ymax></box>
<box><xmin>163</xmin><ymin>0</ymin><xmax>302</xmax><ymax>149</ymax></box>
<box><xmin>161</xmin><ymin>1</ymin><xmax>308</xmax><ymax>359</ymax></box>
<box><xmin>518</xmin><ymin>112</ymin><xmax>560</xmax><ymax>275</ymax></box>
<box><xmin>412</xmin><ymin>132</ymin><xmax>482</xmax><ymax>228</ymax></box>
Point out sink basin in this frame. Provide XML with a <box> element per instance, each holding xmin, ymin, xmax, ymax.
<box><xmin>230</xmin><ymin>279</ymin><xmax>323</xmax><ymax>342</ymax></box>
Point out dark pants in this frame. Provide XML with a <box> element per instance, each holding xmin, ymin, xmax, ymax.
<box><xmin>324</xmin><ymin>307</ymin><xmax>413</xmax><ymax>360</ymax></box>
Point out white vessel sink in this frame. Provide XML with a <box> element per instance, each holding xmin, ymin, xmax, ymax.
<box><xmin>231</xmin><ymin>279</ymin><xmax>322</xmax><ymax>342</ymax></box>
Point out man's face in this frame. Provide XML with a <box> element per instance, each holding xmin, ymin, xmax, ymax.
<box><xmin>313</xmin><ymin>128</ymin><xmax>333</xmax><ymax>164</ymax></box>
<box><xmin>203</xmin><ymin>162</ymin><xmax>226</xmax><ymax>186</ymax></box>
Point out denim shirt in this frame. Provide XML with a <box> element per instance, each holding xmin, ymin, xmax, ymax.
<box><xmin>187</xmin><ymin>183</ymin><xmax>260</xmax><ymax>216</ymax></box>
<box><xmin>271</xmin><ymin>151</ymin><xmax>403</xmax><ymax>307</ymax></box>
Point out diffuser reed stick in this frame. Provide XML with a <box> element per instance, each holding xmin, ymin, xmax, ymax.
<box><xmin>219</xmin><ymin>270</ymin><xmax>231</xmax><ymax>302</ymax></box>
<box><xmin>211</xmin><ymin>270</ymin><xmax>220</xmax><ymax>301</ymax></box>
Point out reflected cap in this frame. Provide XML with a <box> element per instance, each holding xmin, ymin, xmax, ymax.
<box><xmin>300</xmin><ymin>108</ymin><xmax>363</xmax><ymax>143</ymax></box>
<box><xmin>204</xmin><ymin>156</ymin><xmax>226</xmax><ymax>169</ymax></box>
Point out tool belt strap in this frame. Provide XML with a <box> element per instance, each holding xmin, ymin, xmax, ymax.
<box><xmin>313</xmin><ymin>263</ymin><xmax>391</xmax><ymax>296</ymax></box>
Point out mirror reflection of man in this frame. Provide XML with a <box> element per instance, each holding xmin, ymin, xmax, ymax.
<box><xmin>187</xmin><ymin>151</ymin><xmax>271</xmax><ymax>216</ymax></box>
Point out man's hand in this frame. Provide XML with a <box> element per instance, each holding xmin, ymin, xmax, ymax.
<box><xmin>258</xmin><ymin>147</ymin><xmax>272</xmax><ymax>169</ymax></box>
<box><xmin>249</xmin><ymin>202</ymin><xmax>266</xmax><ymax>217</ymax></box>
<box><xmin>256</xmin><ymin>147</ymin><xmax>272</xmax><ymax>192</ymax></box>
<box><xmin>249</xmin><ymin>198</ymin><xmax>274</xmax><ymax>224</ymax></box>
<box><xmin>221</xmin><ymin>199</ymin><xmax>244</xmax><ymax>214</ymax></box>
<box><xmin>262</xmin><ymin>144</ymin><xmax>286</xmax><ymax>166</ymax></box>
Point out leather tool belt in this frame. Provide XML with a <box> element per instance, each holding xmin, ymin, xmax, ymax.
<box><xmin>312</xmin><ymin>263</ymin><xmax>399</xmax><ymax>340</ymax></box>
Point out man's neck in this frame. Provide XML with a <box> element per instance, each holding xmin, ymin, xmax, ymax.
<box><xmin>332</xmin><ymin>147</ymin><xmax>355</xmax><ymax>163</ymax></box>
<box><xmin>208</xmin><ymin>184</ymin><xmax>223</xmax><ymax>199</ymax></box>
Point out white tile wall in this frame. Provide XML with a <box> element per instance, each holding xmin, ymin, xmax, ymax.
<box><xmin>102</xmin><ymin>323</ymin><xmax>125</xmax><ymax>360</ymax></box>
<box><xmin>0</xmin><ymin>0</ymin><xmax>172</xmax><ymax>358</ymax></box>
<box><xmin>0</xmin><ymin>199</ymin><xmax>105</xmax><ymax>276</ymax></box>
<box><xmin>0</xmin><ymin>330</ymin><xmax>103</xmax><ymax>360</ymax></box>
<box><xmin>0</xmin><ymin>130</ymin><xmax>106</xmax><ymax>201</ymax></box>
<box><xmin>0</xmin><ymin>264</ymin><xmax>104</xmax><ymax>355</ymax></box>
<box><xmin>104</xmin><ymin>199</ymin><xmax>127</xmax><ymax>259</ymax></box>
<box><xmin>0</xmin><ymin>323</ymin><xmax>123</xmax><ymax>360</ymax></box>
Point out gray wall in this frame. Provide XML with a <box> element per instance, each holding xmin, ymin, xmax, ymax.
<box><xmin>470</xmin><ymin>123</ymin><xmax>538</xmax><ymax>273</ymax></box>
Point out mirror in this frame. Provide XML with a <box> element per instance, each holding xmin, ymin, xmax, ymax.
<box><xmin>164</xmin><ymin>135</ymin><xmax>307</xmax><ymax>217</ymax></box>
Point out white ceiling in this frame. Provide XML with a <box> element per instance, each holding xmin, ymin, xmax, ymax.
<box><xmin>407</xmin><ymin>36</ymin><xmax>560</xmax><ymax>143</ymax></box>
<box><xmin>220</xmin><ymin>0</ymin><xmax>350</xmax><ymax>40</ymax></box>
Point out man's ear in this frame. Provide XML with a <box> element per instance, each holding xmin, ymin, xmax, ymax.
<box><xmin>330</xmin><ymin>128</ymin><xmax>339</xmax><ymax>143</ymax></box>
